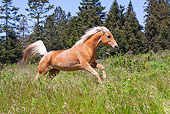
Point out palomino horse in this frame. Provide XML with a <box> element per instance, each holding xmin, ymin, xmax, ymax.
<box><xmin>23</xmin><ymin>26</ymin><xmax>118</xmax><ymax>85</ymax></box>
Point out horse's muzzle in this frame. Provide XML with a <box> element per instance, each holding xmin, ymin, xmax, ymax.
<box><xmin>112</xmin><ymin>45</ymin><xmax>118</xmax><ymax>50</ymax></box>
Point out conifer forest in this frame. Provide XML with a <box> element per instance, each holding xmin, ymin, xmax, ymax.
<box><xmin>0</xmin><ymin>0</ymin><xmax>169</xmax><ymax>65</ymax></box>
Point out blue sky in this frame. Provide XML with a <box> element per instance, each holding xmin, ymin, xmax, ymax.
<box><xmin>13</xmin><ymin>0</ymin><xmax>146</xmax><ymax>26</ymax></box>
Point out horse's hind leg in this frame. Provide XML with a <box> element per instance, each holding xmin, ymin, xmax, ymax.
<box><xmin>35</xmin><ymin>59</ymin><xmax>50</xmax><ymax>80</ymax></box>
<box><xmin>44</xmin><ymin>69</ymin><xmax>60</xmax><ymax>81</ymax></box>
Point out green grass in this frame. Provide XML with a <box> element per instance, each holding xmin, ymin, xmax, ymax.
<box><xmin>1</xmin><ymin>50</ymin><xmax>170</xmax><ymax>113</ymax></box>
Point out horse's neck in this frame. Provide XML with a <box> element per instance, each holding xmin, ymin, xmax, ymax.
<box><xmin>84</xmin><ymin>32</ymin><xmax>102</xmax><ymax>51</ymax></box>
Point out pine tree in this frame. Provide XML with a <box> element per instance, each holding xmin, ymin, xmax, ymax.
<box><xmin>44</xmin><ymin>6</ymin><xmax>71</xmax><ymax>51</ymax></box>
<box><xmin>0</xmin><ymin>0</ymin><xmax>20</xmax><ymax>41</ymax></box>
<box><xmin>0</xmin><ymin>37</ymin><xmax>6</xmax><ymax>64</ymax></box>
<box><xmin>144</xmin><ymin>0</ymin><xmax>170</xmax><ymax>52</ymax></box>
<box><xmin>19</xmin><ymin>15</ymin><xmax>29</xmax><ymax>39</ymax></box>
<box><xmin>105</xmin><ymin>0</ymin><xmax>121</xmax><ymax>31</ymax></box>
<box><xmin>77</xmin><ymin>0</ymin><xmax>106</xmax><ymax>31</ymax></box>
<box><xmin>5</xmin><ymin>30</ymin><xmax>22</xmax><ymax>64</ymax></box>
<box><xmin>156</xmin><ymin>1</ymin><xmax>170</xmax><ymax>50</ymax></box>
<box><xmin>0</xmin><ymin>0</ymin><xmax>22</xmax><ymax>64</ymax></box>
<box><xmin>64</xmin><ymin>16</ymin><xmax>81</xmax><ymax>48</ymax></box>
<box><xmin>144</xmin><ymin>0</ymin><xmax>161</xmax><ymax>52</ymax></box>
<box><xmin>123</xmin><ymin>0</ymin><xmax>145</xmax><ymax>54</ymax></box>
<box><xmin>0</xmin><ymin>30</ymin><xmax>22</xmax><ymax>64</ymax></box>
<box><xmin>25</xmin><ymin>0</ymin><xmax>54</xmax><ymax>41</ymax></box>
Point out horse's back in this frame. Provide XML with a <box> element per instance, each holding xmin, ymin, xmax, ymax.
<box><xmin>39</xmin><ymin>50</ymin><xmax>64</xmax><ymax>64</ymax></box>
<box><xmin>43</xmin><ymin>49</ymin><xmax>80</xmax><ymax>71</ymax></box>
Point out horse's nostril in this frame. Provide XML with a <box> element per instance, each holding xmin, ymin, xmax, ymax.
<box><xmin>115</xmin><ymin>45</ymin><xmax>118</xmax><ymax>49</ymax></box>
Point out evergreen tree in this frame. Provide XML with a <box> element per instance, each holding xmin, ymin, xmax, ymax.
<box><xmin>0</xmin><ymin>0</ymin><xmax>22</xmax><ymax>64</ymax></box>
<box><xmin>6</xmin><ymin>30</ymin><xmax>22</xmax><ymax>64</ymax></box>
<box><xmin>144</xmin><ymin>0</ymin><xmax>161</xmax><ymax>52</ymax></box>
<box><xmin>76</xmin><ymin>0</ymin><xmax>106</xmax><ymax>34</ymax></box>
<box><xmin>19</xmin><ymin>15</ymin><xmax>29</xmax><ymax>39</ymax></box>
<box><xmin>0</xmin><ymin>37</ymin><xmax>6</xmax><ymax>64</ymax></box>
<box><xmin>64</xmin><ymin>16</ymin><xmax>81</xmax><ymax>48</ymax></box>
<box><xmin>123</xmin><ymin>0</ymin><xmax>146</xmax><ymax>54</ymax></box>
<box><xmin>78</xmin><ymin>0</ymin><xmax>105</xmax><ymax>28</ymax></box>
<box><xmin>105</xmin><ymin>0</ymin><xmax>121</xmax><ymax>31</ymax></box>
<box><xmin>25</xmin><ymin>0</ymin><xmax>54</xmax><ymax>40</ymax></box>
<box><xmin>144</xmin><ymin>0</ymin><xmax>170</xmax><ymax>52</ymax></box>
<box><xmin>44</xmin><ymin>6</ymin><xmax>71</xmax><ymax>51</ymax></box>
<box><xmin>0</xmin><ymin>30</ymin><xmax>22</xmax><ymax>64</ymax></box>
<box><xmin>0</xmin><ymin>0</ymin><xmax>20</xmax><ymax>41</ymax></box>
<box><xmin>158</xmin><ymin>1</ymin><xmax>170</xmax><ymax>50</ymax></box>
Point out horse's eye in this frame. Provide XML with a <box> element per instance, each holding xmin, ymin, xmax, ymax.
<box><xmin>107</xmin><ymin>35</ymin><xmax>111</xmax><ymax>39</ymax></box>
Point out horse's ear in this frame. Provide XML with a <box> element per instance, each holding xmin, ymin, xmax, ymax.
<box><xmin>101</xmin><ymin>28</ymin><xmax>105</xmax><ymax>35</ymax></box>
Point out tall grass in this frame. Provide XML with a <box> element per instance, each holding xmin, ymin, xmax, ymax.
<box><xmin>0</xmin><ymin>50</ymin><xmax>170</xmax><ymax>113</ymax></box>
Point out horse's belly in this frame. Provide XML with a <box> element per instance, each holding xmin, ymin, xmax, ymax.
<box><xmin>57</xmin><ymin>67</ymin><xmax>82</xmax><ymax>71</ymax></box>
<box><xmin>52</xmin><ymin>62</ymin><xmax>82</xmax><ymax>71</ymax></box>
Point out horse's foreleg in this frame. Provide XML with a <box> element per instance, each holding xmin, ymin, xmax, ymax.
<box><xmin>82</xmin><ymin>62</ymin><xmax>103</xmax><ymax>85</ymax></box>
<box><xmin>91</xmin><ymin>62</ymin><xmax>106</xmax><ymax>82</ymax></box>
<box><xmin>96</xmin><ymin>64</ymin><xmax>106</xmax><ymax>82</ymax></box>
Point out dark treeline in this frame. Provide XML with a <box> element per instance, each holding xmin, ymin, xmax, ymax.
<box><xmin>0</xmin><ymin>0</ymin><xmax>170</xmax><ymax>65</ymax></box>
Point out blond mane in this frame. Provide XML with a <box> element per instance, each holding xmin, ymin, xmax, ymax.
<box><xmin>75</xmin><ymin>26</ymin><xmax>110</xmax><ymax>44</ymax></box>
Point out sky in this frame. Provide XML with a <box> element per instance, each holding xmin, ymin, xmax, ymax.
<box><xmin>11</xmin><ymin>0</ymin><xmax>146</xmax><ymax>26</ymax></box>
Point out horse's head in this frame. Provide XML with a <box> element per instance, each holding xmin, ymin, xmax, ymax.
<box><xmin>101</xmin><ymin>30</ymin><xmax>118</xmax><ymax>50</ymax></box>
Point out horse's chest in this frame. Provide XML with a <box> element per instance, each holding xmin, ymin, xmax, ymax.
<box><xmin>85</xmin><ymin>52</ymin><xmax>97</xmax><ymax>63</ymax></box>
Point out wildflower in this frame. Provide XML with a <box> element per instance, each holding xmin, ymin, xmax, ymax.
<box><xmin>115</xmin><ymin>104</ymin><xmax>119</xmax><ymax>107</ymax></box>
<box><xmin>130</xmin><ymin>73</ymin><xmax>133</xmax><ymax>75</ymax></box>
<box><xmin>147</xmin><ymin>106</ymin><xmax>150</xmax><ymax>108</ymax></box>
<box><xmin>120</xmin><ymin>67</ymin><xmax>122</xmax><ymax>69</ymax></box>
<box><xmin>85</xmin><ymin>74</ymin><xmax>87</xmax><ymax>76</ymax></box>
<box><xmin>62</xmin><ymin>102</ymin><xmax>67</xmax><ymax>108</ymax></box>
<box><xmin>80</xmin><ymin>108</ymin><xmax>84</xmax><ymax>112</ymax></box>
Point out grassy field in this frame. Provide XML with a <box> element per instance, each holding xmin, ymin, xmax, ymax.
<box><xmin>0</xmin><ymin>50</ymin><xmax>170</xmax><ymax>113</ymax></box>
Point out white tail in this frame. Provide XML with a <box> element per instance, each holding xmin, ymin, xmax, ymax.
<box><xmin>23</xmin><ymin>40</ymin><xmax>47</xmax><ymax>63</ymax></box>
